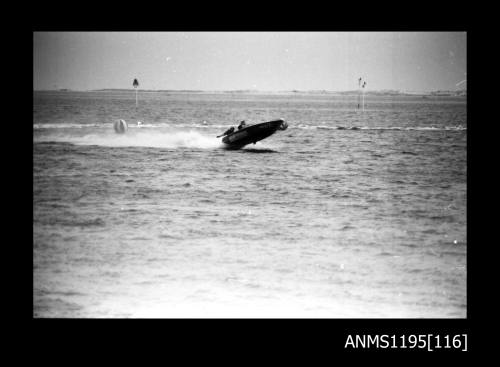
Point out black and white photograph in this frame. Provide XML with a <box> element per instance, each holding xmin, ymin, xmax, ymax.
<box><xmin>33</xmin><ymin>32</ymin><xmax>467</xmax><ymax>319</ymax></box>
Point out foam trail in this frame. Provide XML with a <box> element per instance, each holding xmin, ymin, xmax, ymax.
<box><xmin>35</xmin><ymin>130</ymin><xmax>223</xmax><ymax>149</ymax></box>
<box><xmin>33</xmin><ymin>123</ymin><xmax>233</xmax><ymax>130</ymax></box>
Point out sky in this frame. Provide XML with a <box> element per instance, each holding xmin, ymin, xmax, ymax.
<box><xmin>33</xmin><ymin>32</ymin><xmax>466</xmax><ymax>92</ymax></box>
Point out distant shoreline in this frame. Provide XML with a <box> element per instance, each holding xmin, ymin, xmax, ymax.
<box><xmin>33</xmin><ymin>89</ymin><xmax>467</xmax><ymax>97</ymax></box>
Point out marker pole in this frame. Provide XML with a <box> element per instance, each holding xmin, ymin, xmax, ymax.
<box><xmin>357</xmin><ymin>86</ymin><xmax>360</xmax><ymax>109</ymax></box>
<box><xmin>362</xmin><ymin>82</ymin><xmax>367</xmax><ymax>111</ymax></box>
<box><xmin>357</xmin><ymin>79</ymin><xmax>361</xmax><ymax>109</ymax></box>
<box><xmin>362</xmin><ymin>88</ymin><xmax>365</xmax><ymax>111</ymax></box>
<box><xmin>133</xmin><ymin>78</ymin><xmax>139</xmax><ymax>108</ymax></box>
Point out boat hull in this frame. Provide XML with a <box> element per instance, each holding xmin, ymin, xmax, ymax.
<box><xmin>221</xmin><ymin>119</ymin><xmax>287</xmax><ymax>149</ymax></box>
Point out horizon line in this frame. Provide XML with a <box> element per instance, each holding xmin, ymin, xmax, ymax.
<box><xmin>33</xmin><ymin>88</ymin><xmax>467</xmax><ymax>95</ymax></box>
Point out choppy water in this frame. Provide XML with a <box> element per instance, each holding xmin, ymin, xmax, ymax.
<box><xmin>33</xmin><ymin>91</ymin><xmax>466</xmax><ymax>318</ymax></box>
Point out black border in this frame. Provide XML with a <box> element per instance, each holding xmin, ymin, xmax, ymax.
<box><xmin>28</xmin><ymin>22</ymin><xmax>475</xmax><ymax>355</ymax></box>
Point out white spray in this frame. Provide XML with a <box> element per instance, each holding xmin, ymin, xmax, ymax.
<box><xmin>35</xmin><ymin>130</ymin><xmax>223</xmax><ymax>149</ymax></box>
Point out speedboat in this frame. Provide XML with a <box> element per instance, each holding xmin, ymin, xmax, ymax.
<box><xmin>219</xmin><ymin>119</ymin><xmax>288</xmax><ymax>150</ymax></box>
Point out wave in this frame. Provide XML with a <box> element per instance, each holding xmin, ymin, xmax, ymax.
<box><xmin>34</xmin><ymin>123</ymin><xmax>107</xmax><ymax>129</ymax></box>
<box><xmin>314</xmin><ymin>125</ymin><xmax>466</xmax><ymax>131</ymax></box>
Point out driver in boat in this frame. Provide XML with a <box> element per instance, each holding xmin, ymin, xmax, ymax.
<box><xmin>221</xmin><ymin>126</ymin><xmax>235</xmax><ymax>136</ymax></box>
<box><xmin>218</xmin><ymin>120</ymin><xmax>246</xmax><ymax>137</ymax></box>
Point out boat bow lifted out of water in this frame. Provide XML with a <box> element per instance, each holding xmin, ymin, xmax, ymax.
<box><xmin>219</xmin><ymin>119</ymin><xmax>288</xmax><ymax>150</ymax></box>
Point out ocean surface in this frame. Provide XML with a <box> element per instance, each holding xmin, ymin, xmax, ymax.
<box><xmin>33</xmin><ymin>91</ymin><xmax>467</xmax><ymax>318</ymax></box>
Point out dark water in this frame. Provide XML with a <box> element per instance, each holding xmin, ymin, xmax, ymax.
<box><xmin>33</xmin><ymin>91</ymin><xmax>466</xmax><ymax>317</ymax></box>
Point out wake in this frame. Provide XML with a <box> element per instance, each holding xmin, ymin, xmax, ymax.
<box><xmin>34</xmin><ymin>130</ymin><xmax>223</xmax><ymax>149</ymax></box>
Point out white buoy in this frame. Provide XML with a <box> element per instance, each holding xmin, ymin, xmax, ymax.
<box><xmin>114</xmin><ymin>119</ymin><xmax>128</xmax><ymax>133</ymax></box>
<box><xmin>137</xmin><ymin>121</ymin><xmax>142</xmax><ymax>126</ymax></box>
